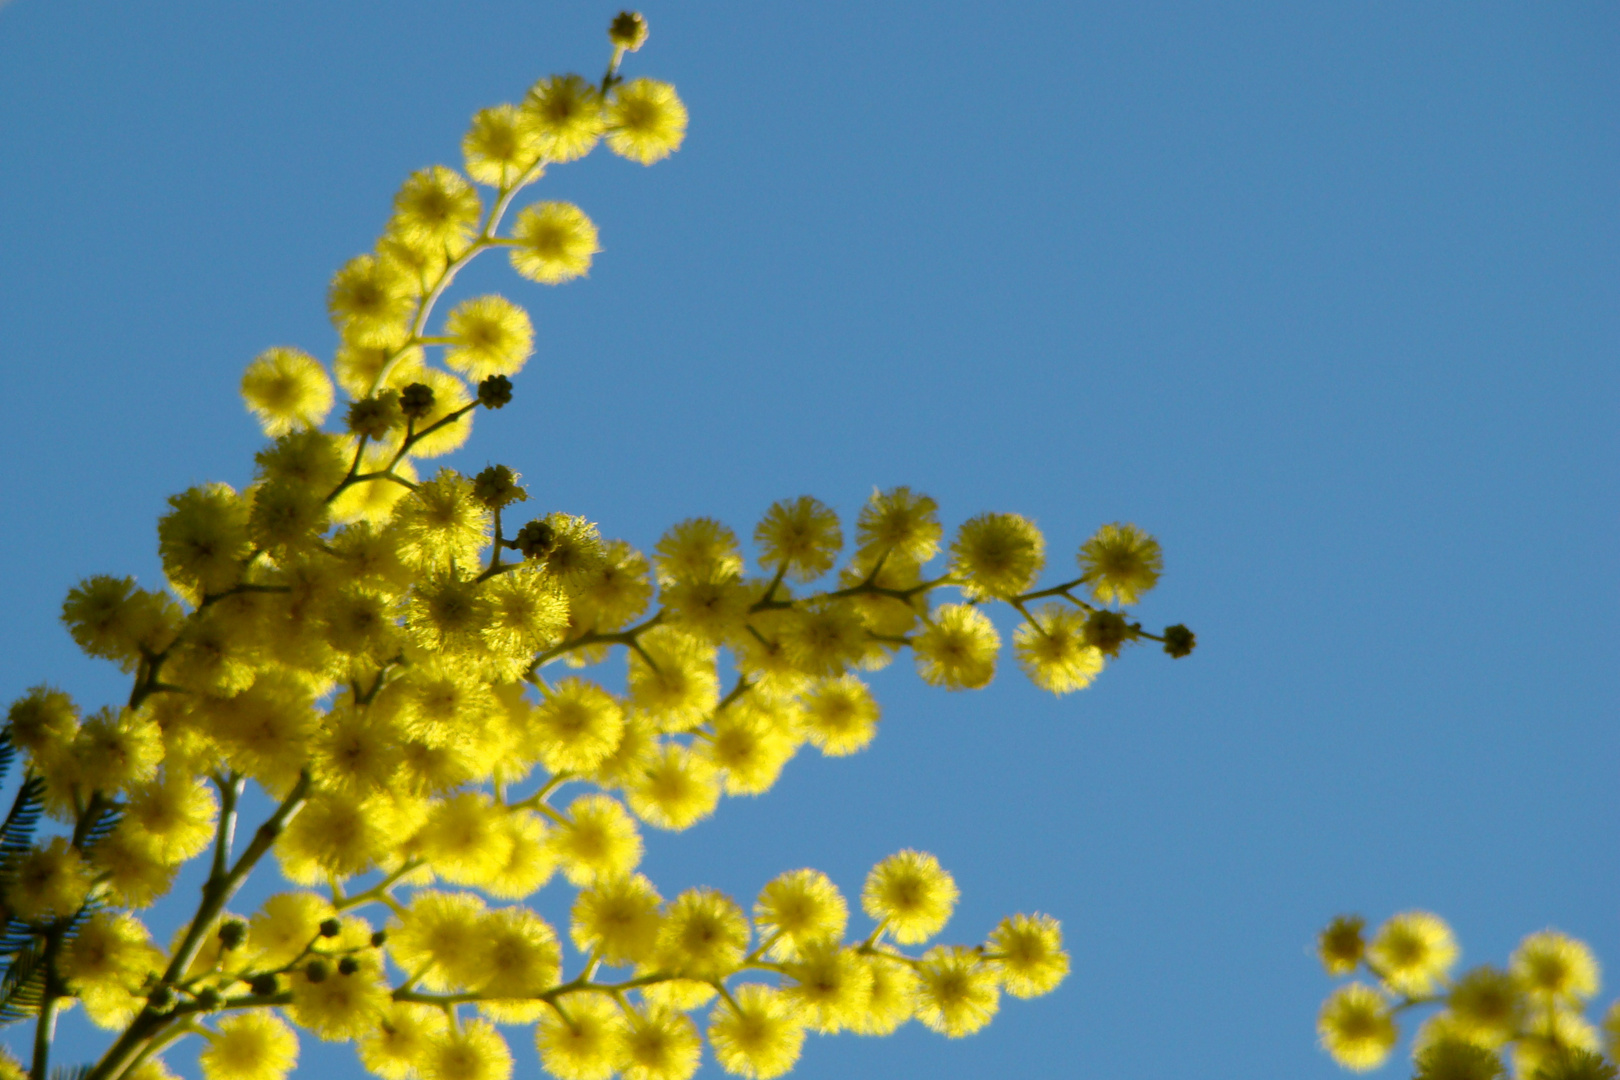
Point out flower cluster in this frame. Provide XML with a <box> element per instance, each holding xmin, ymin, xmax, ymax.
<box><xmin>0</xmin><ymin>13</ymin><xmax>1192</xmax><ymax>1080</ymax></box>
<box><xmin>1315</xmin><ymin>912</ymin><xmax>1619</xmax><ymax>1080</ymax></box>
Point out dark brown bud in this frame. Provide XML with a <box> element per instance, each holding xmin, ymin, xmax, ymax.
<box><xmin>1083</xmin><ymin>609</ymin><xmax>1133</xmax><ymax>658</ymax></box>
<box><xmin>1162</xmin><ymin>624</ymin><xmax>1196</xmax><ymax>659</ymax></box>
<box><xmin>609</xmin><ymin>11</ymin><xmax>649</xmax><ymax>51</ymax></box>
<box><xmin>473</xmin><ymin>464</ymin><xmax>528</xmax><ymax>510</ymax></box>
<box><xmin>399</xmin><ymin>382</ymin><xmax>436</xmax><ymax>419</ymax></box>
<box><xmin>319</xmin><ymin>917</ymin><xmax>343</xmax><ymax>938</ymax></box>
<box><xmin>346</xmin><ymin>390</ymin><xmax>402</xmax><ymax>439</ymax></box>
<box><xmin>338</xmin><ymin>956</ymin><xmax>361</xmax><ymax>976</ymax></box>
<box><xmin>249</xmin><ymin>973</ymin><xmax>280</xmax><ymax>997</ymax></box>
<box><xmin>217</xmin><ymin>919</ymin><xmax>247</xmax><ymax>950</ymax></box>
<box><xmin>514</xmin><ymin>519</ymin><xmax>557</xmax><ymax>560</ymax></box>
<box><xmin>477</xmin><ymin>374</ymin><xmax>513</xmax><ymax>409</ymax></box>
<box><xmin>305</xmin><ymin>959</ymin><xmax>330</xmax><ymax>983</ymax></box>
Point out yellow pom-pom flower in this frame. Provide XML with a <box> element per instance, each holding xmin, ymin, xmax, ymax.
<box><xmin>327</xmin><ymin>253</ymin><xmax>414</xmax><ymax>344</ymax></box>
<box><xmin>949</xmin><ymin>512</ymin><xmax>1045</xmax><ymax>599</ymax></box>
<box><xmin>158</xmin><ymin>483</ymin><xmax>252</xmax><ymax>601</ymax></box>
<box><xmin>988</xmin><ymin>912</ymin><xmax>1070</xmax><ymax>998</ymax></box>
<box><xmin>1014</xmin><ymin>604</ymin><xmax>1104</xmax><ymax>694</ymax></box>
<box><xmin>654</xmin><ymin>887</ymin><xmax>750</xmax><ymax>980</ymax></box>
<box><xmin>863</xmin><ymin>849</ymin><xmax>959</xmax><ymax>945</ymax></box>
<box><xmin>1512</xmin><ymin>930</ymin><xmax>1601</xmax><ymax>1003</ymax></box>
<box><xmin>524</xmin><ymin>74</ymin><xmax>605</xmax><ymax>163</ymax></box>
<box><xmin>245</xmin><ymin>891</ymin><xmax>333</xmax><ymax>971</ymax></box>
<box><xmin>424</xmin><ymin>1018</ymin><xmax>512</xmax><ymax>1080</ymax></box>
<box><xmin>1317</xmin><ymin>982</ymin><xmax>1398</xmax><ymax>1072</ymax></box>
<box><xmin>708</xmin><ymin>701</ymin><xmax>798</xmax><ymax>796</ymax></box>
<box><xmin>358</xmin><ymin>1003</ymin><xmax>449</xmax><ymax>1080</ymax></box>
<box><xmin>571</xmin><ymin>873</ymin><xmax>664</xmax><ymax>966</ymax></box>
<box><xmin>856</xmin><ymin>486</ymin><xmax>942</xmax><ymax>565</ymax></box>
<box><xmin>478</xmin><ymin>906</ymin><xmax>563</xmax><ymax>1023</ymax></box>
<box><xmin>532</xmin><ymin>678</ymin><xmax>626</xmax><ymax>774</ymax></box>
<box><xmin>606</xmin><ymin>78</ymin><xmax>688</xmax><ymax>165</ymax></box>
<box><xmin>627</xmin><ymin>743</ymin><xmax>721</xmax><ymax>830</ymax></box>
<box><xmin>535</xmin><ymin>993</ymin><xmax>628</xmax><ymax>1080</ymax></box>
<box><xmin>778</xmin><ymin>599</ymin><xmax>868</xmax><ymax>679</ymax></box>
<box><xmin>661</xmin><ymin>576</ymin><xmax>753</xmax><ymax>646</ymax></box>
<box><xmin>241</xmin><ymin>347</ymin><xmax>334</xmax><ymax>436</ymax></box>
<box><xmin>122</xmin><ymin>773</ymin><xmax>217</xmax><ymax>863</ymax></box>
<box><xmin>708</xmin><ymin>984</ymin><xmax>806</xmax><ymax>1079</ymax></box>
<box><xmin>463</xmin><ymin>104</ymin><xmax>542</xmax><ymax>187</ymax></box>
<box><xmin>198</xmin><ymin>1012</ymin><xmax>300</xmax><ymax>1080</ymax></box>
<box><xmin>569</xmin><ymin>539</ymin><xmax>653</xmax><ymax>632</ymax></box>
<box><xmin>799</xmin><ymin>674</ymin><xmax>879</xmax><ymax>756</ymax></box>
<box><xmin>389</xmin><ymin>165</ymin><xmax>482</xmax><ymax>255</ymax></box>
<box><xmin>414</xmin><ymin>792</ymin><xmax>513</xmax><ymax>886</ymax></box>
<box><xmin>620</xmin><ymin>1007</ymin><xmax>702</xmax><ymax>1080</ymax></box>
<box><xmin>393</xmin><ymin>469</ymin><xmax>490</xmax><ymax>569</ymax></box>
<box><xmin>654</xmin><ymin>518</ymin><xmax>745</xmax><ymax>585</ymax></box>
<box><xmin>58</xmin><ymin>911</ymin><xmax>163</xmax><ymax>1028</ymax></box>
<box><xmin>1077</xmin><ymin>522</ymin><xmax>1163</xmax><ymax>606</ymax></box>
<box><xmin>443</xmin><ymin>295</ymin><xmax>533</xmax><ymax>381</ymax></box>
<box><xmin>388</xmin><ymin>889</ymin><xmax>491</xmax><ymax>994</ymax></box>
<box><xmin>754</xmin><ymin>496</ymin><xmax>842</xmax><ymax>582</ymax></box>
<box><xmin>781</xmin><ymin>941</ymin><xmax>873</xmax><ymax>1033</ymax></box>
<box><xmin>1369</xmin><ymin>911</ymin><xmax>1459</xmax><ymax>997</ymax></box>
<box><xmin>851</xmin><ymin>954</ymin><xmax>919</xmax><ymax>1035</ymax></box>
<box><xmin>509</xmin><ymin>201</ymin><xmax>599</xmax><ymax>284</ymax></box>
<box><xmin>753</xmin><ymin>869</ymin><xmax>848</xmax><ymax>960</ymax></box>
<box><xmin>1512</xmin><ymin>1006</ymin><xmax>1602</xmax><ymax>1080</ymax></box>
<box><xmin>5</xmin><ymin>837</ymin><xmax>92</xmax><ymax>921</ymax></box>
<box><xmin>1446</xmin><ymin>966</ymin><xmax>1525</xmax><ymax>1047</ymax></box>
<box><xmin>549</xmin><ymin>794</ymin><xmax>644</xmax><ymax>885</ymax></box>
<box><xmin>73</xmin><ymin>706</ymin><xmax>163</xmax><ymax>794</ymax></box>
<box><xmin>915</xmin><ymin>945</ymin><xmax>1001</xmax><ymax>1037</ymax></box>
<box><xmin>626</xmin><ymin>627</ymin><xmax>719</xmax><ymax>733</ymax></box>
<box><xmin>913</xmin><ymin>604</ymin><xmax>1000</xmax><ymax>690</ymax></box>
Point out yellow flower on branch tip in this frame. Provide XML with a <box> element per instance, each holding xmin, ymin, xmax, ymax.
<box><xmin>755</xmin><ymin>496</ymin><xmax>842</xmax><ymax>581</ymax></box>
<box><xmin>913</xmin><ymin>603</ymin><xmax>1000</xmax><ymax>691</ymax></box>
<box><xmin>1014</xmin><ymin>604</ymin><xmax>1104</xmax><ymax>695</ymax></box>
<box><xmin>949</xmin><ymin>512</ymin><xmax>1045</xmax><ymax>599</ymax></box>
<box><xmin>1512</xmin><ymin>930</ymin><xmax>1601</xmax><ymax>1003</ymax></box>
<box><xmin>571</xmin><ymin>872</ymin><xmax>664</xmax><ymax>966</ymax></box>
<box><xmin>198</xmin><ymin>1012</ymin><xmax>299</xmax><ymax>1080</ymax></box>
<box><xmin>851</xmin><ymin>954</ymin><xmax>920</xmax><ymax>1035</ymax></box>
<box><xmin>1077</xmin><ymin>522</ymin><xmax>1163</xmax><ymax>606</ymax></box>
<box><xmin>358</xmin><ymin>1004</ymin><xmax>449</xmax><ymax>1080</ymax></box>
<box><xmin>424</xmin><ymin>1018</ymin><xmax>512</xmax><ymax>1080</ymax></box>
<box><xmin>753</xmin><ymin>868</ymin><xmax>848</xmax><ymax>961</ymax></box>
<box><xmin>708</xmin><ymin>984</ymin><xmax>806</xmax><ymax>1079</ymax></box>
<box><xmin>477</xmin><ymin>906</ymin><xmax>564</xmax><ymax>1023</ymax></box>
<box><xmin>654</xmin><ymin>886</ymin><xmax>750</xmax><ymax>981</ymax></box>
<box><xmin>709</xmin><ymin>699</ymin><xmax>799</xmax><ymax>796</ymax></box>
<box><xmin>989</xmin><ymin>912</ymin><xmax>1070</xmax><ymax>998</ymax></box>
<box><xmin>800</xmin><ymin>674</ymin><xmax>880</xmax><ymax>756</ymax></box>
<box><xmin>535</xmin><ymin>993</ymin><xmax>628</xmax><ymax>1080</ymax></box>
<box><xmin>288</xmin><ymin>953</ymin><xmax>391</xmax><ymax>1041</ymax></box>
<box><xmin>626</xmin><ymin>627</ymin><xmax>719</xmax><ymax>733</ymax></box>
<box><xmin>856</xmin><ymin>485</ymin><xmax>942</xmax><ymax>565</ymax></box>
<box><xmin>915</xmin><ymin>945</ymin><xmax>1001</xmax><ymax>1037</ymax></box>
<box><xmin>1317</xmin><ymin>982</ymin><xmax>1397</xmax><ymax>1072</ymax></box>
<box><xmin>4</xmin><ymin>837</ymin><xmax>91</xmax><ymax>921</ymax></box>
<box><xmin>443</xmin><ymin>294</ymin><xmax>534</xmax><ymax>381</ymax></box>
<box><xmin>387</xmin><ymin>889</ymin><xmax>491</xmax><ymax>994</ymax></box>
<box><xmin>327</xmin><ymin>253</ymin><xmax>414</xmax><ymax>342</ymax></box>
<box><xmin>606</xmin><ymin>78</ymin><xmax>688</xmax><ymax>165</ymax></box>
<box><xmin>549</xmin><ymin>794</ymin><xmax>644</xmax><ymax>885</ymax></box>
<box><xmin>509</xmin><ymin>201</ymin><xmax>599</xmax><ymax>284</ymax></box>
<box><xmin>247</xmin><ymin>891</ymin><xmax>334</xmax><ymax>972</ymax></box>
<box><xmin>524</xmin><ymin>74</ymin><xmax>605</xmax><ymax>163</ymax></box>
<box><xmin>389</xmin><ymin>165</ymin><xmax>482</xmax><ymax>255</ymax></box>
<box><xmin>863</xmin><ymin>849</ymin><xmax>959</xmax><ymax>945</ymax></box>
<box><xmin>241</xmin><ymin>346</ymin><xmax>334</xmax><ymax>436</ymax></box>
<box><xmin>620</xmin><ymin>1007</ymin><xmax>702</xmax><ymax>1080</ymax></box>
<box><xmin>654</xmin><ymin>517</ymin><xmax>745</xmax><ymax>585</ymax></box>
<box><xmin>781</xmin><ymin>941</ymin><xmax>873</xmax><ymax>1033</ymax></box>
<box><xmin>1368</xmin><ymin>911</ymin><xmax>1458</xmax><ymax>997</ymax></box>
<box><xmin>532</xmin><ymin>678</ymin><xmax>626</xmax><ymax>774</ymax></box>
<box><xmin>1446</xmin><ymin>966</ymin><xmax>1525</xmax><ymax>1047</ymax></box>
<box><xmin>463</xmin><ymin>104</ymin><xmax>542</xmax><ymax>187</ymax></box>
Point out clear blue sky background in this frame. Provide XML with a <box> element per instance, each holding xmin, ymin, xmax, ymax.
<box><xmin>1</xmin><ymin>3</ymin><xmax>1616</xmax><ymax>1078</ymax></box>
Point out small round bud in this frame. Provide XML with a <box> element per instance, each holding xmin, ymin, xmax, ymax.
<box><xmin>249</xmin><ymin>973</ymin><xmax>280</xmax><ymax>997</ymax></box>
<box><xmin>609</xmin><ymin>11</ymin><xmax>649</xmax><ymax>51</ymax></box>
<box><xmin>399</xmin><ymin>382</ymin><xmax>436</xmax><ymax>419</ymax></box>
<box><xmin>318</xmin><ymin>917</ymin><xmax>342</xmax><ymax>938</ymax></box>
<box><xmin>1162</xmin><ymin>624</ymin><xmax>1196</xmax><ymax>658</ymax></box>
<box><xmin>195</xmin><ymin>988</ymin><xmax>223</xmax><ymax>1010</ymax></box>
<box><xmin>337</xmin><ymin>956</ymin><xmax>361</xmax><ymax>976</ymax></box>
<box><xmin>473</xmin><ymin>464</ymin><xmax>528</xmax><ymax>510</ymax></box>
<box><xmin>305</xmin><ymin>959</ymin><xmax>330</xmax><ymax>984</ymax></box>
<box><xmin>477</xmin><ymin>374</ymin><xmax>513</xmax><ymax>409</ymax></box>
<box><xmin>514</xmin><ymin>519</ymin><xmax>557</xmax><ymax>560</ymax></box>
<box><xmin>147</xmin><ymin>985</ymin><xmax>173</xmax><ymax>1009</ymax></box>
<box><xmin>370</xmin><ymin>930</ymin><xmax>388</xmax><ymax>948</ymax></box>
<box><xmin>1083</xmin><ymin>610</ymin><xmax>1132</xmax><ymax>658</ymax></box>
<box><xmin>1318</xmin><ymin>915</ymin><xmax>1366</xmax><ymax>976</ymax></box>
<box><xmin>217</xmin><ymin>920</ymin><xmax>247</xmax><ymax>951</ymax></box>
<box><xmin>346</xmin><ymin>390</ymin><xmax>402</xmax><ymax>440</ymax></box>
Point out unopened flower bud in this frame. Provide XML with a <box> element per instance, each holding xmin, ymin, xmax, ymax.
<box><xmin>346</xmin><ymin>390</ymin><xmax>401</xmax><ymax>439</ymax></box>
<box><xmin>338</xmin><ymin>956</ymin><xmax>361</xmax><ymax>976</ymax></box>
<box><xmin>1162</xmin><ymin>623</ymin><xmax>1196</xmax><ymax>659</ymax></box>
<box><xmin>478</xmin><ymin>374</ymin><xmax>513</xmax><ymax>409</ymax></box>
<box><xmin>370</xmin><ymin>929</ymin><xmax>388</xmax><ymax>948</ymax></box>
<box><xmin>147</xmin><ymin>985</ymin><xmax>173</xmax><ymax>1009</ymax></box>
<box><xmin>217</xmin><ymin>920</ymin><xmax>247</xmax><ymax>950</ymax></box>
<box><xmin>474</xmin><ymin>464</ymin><xmax>528</xmax><ymax>510</ymax></box>
<box><xmin>249</xmin><ymin>973</ymin><xmax>280</xmax><ymax>997</ymax></box>
<box><xmin>196</xmin><ymin>988</ymin><xmax>223</xmax><ymax>1010</ymax></box>
<box><xmin>514</xmin><ymin>519</ymin><xmax>557</xmax><ymax>560</ymax></box>
<box><xmin>305</xmin><ymin>959</ymin><xmax>330</xmax><ymax>983</ymax></box>
<box><xmin>399</xmin><ymin>382</ymin><xmax>436</xmax><ymax>420</ymax></box>
<box><xmin>609</xmin><ymin>12</ymin><xmax>649</xmax><ymax>51</ymax></box>
<box><xmin>1318</xmin><ymin>915</ymin><xmax>1366</xmax><ymax>976</ymax></box>
<box><xmin>1083</xmin><ymin>609</ymin><xmax>1132</xmax><ymax>658</ymax></box>
<box><xmin>319</xmin><ymin>917</ymin><xmax>342</xmax><ymax>938</ymax></box>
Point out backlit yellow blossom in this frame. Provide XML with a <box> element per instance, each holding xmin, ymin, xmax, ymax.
<box><xmin>241</xmin><ymin>347</ymin><xmax>334</xmax><ymax>436</ymax></box>
<box><xmin>509</xmin><ymin>201</ymin><xmax>599</xmax><ymax>284</ymax></box>
<box><xmin>1511</xmin><ymin>930</ymin><xmax>1601</xmax><ymax>1003</ymax></box>
<box><xmin>620</xmin><ymin>1007</ymin><xmax>702</xmax><ymax>1080</ymax></box>
<box><xmin>358</xmin><ymin>1004</ymin><xmax>450</xmax><ymax>1080</ymax></box>
<box><xmin>572</xmin><ymin>873</ymin><xmax>665</xmax><ymax>966</ymax></box>
<box><xmin>198</xmin><ymin>1012</ymin><xmax>299</xmax><ymax>1080</ymax></box>
<box><xmin>654</xmin><ymin>887</ymin><xmax>750</xmax><ymax>980</ymax></box>
<box><xmin>1318</xmin><ymin>983</ymin><xmax>1398</xmax><ymax>1072</ymax></box>
<box><xmin>913</xmin><ymin>604</ymin><xmax>1000</xmax><ymax>690</ymax></box>
<box><xmin>550</xmin><ymin>794</ymin><xmax>644</xmax><ymax>885</ymax></box>
<box><xmin>863</xmin><ymin>849</ymin><xmax>958</xmax><ymax>945</ymax></box>
<box><xmin>988</xmin><ymin>912</ymin><xmax>1070</xmax><ymax>998</ymax></box>
<box><xmin>1369</xmin><ymin>911</ymin><xmax>1458</xmax><ymax>997</ymax></box>
<box><xmin>424</xmin><ymin>1018</ymin><xmax>512</xmax><ymax>1080</ymax></box>
<box><xmin>949</xmin><ymin>512</ymin><xmax>1045</xmax><ymax>599</ymax></box>
<box><xmin>443</xmin><ymin>294</ymin><xmax>533</xmax><ymax>380</ymax></box>
<box><xmin>781</xmin><ymin>941</ymin><xmax>873</xmax><ymax>1033</ymax></box>
<box><xmin>915</xmin><ymin>945</ymin><xmax>1000</xmax><ymax>1037</ymax></box>
<box><xmin>1014</xmin><ymin>604</ymin><xmax>1104</xmax><ymax>694</ymax></box>
<box><xmin>708</xmin><ymin>984</ymin><xmax>806</xmax><ymax>1079</ymax></box>
<box><xmin>606</xmin><ymin>78</ymin><xmax>688</xmax><ymax>165</ymax></box>
<box><xmin>524</xmin><ymin>74</ymin><xmax>605</xmax><ymax>163</ymax></box>
<box><xmin>536</xmin><ymin>993</ymin><xmax>627</xmax><ymax>1080</ymax></box>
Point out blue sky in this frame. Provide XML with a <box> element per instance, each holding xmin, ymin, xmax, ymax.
<box><xmin>1</xmin><ymin>3</ymin><xmax>1616</xmax><ymax>1078</ymax></box>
